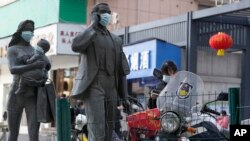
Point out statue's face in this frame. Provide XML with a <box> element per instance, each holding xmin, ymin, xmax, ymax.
<box><xmin>22</xmin><ymin>22</ymin><xmax>34</xmax><ymax>32</ymax></box>
<box><xmin>97</xmin><ymin>4</ymin><xmax>111</xmax><ymax>15</ymax></box>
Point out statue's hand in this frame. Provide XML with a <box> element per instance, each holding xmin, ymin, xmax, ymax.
<box><xmin>90</xmin><ymin>12</ymin><xmax>99</xmax><ymax>28</ymax></box>
<box><xmin>122</xmin><ymin>99</ymin><xmax>132</xmax><ymax>114</ymax></box>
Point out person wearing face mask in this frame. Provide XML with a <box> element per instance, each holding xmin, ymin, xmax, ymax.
<box><xmin>148</xmin><ymin>60</ymin><xmax>178</xmax><ymax>109</ymax></box>
<box><xmin>71</xmin><ymin>3</ymin><xmax>130</xmax><ymax>141</ymax></box>
<box><xmin>7</xmin><ymin>20</ymin><xmax>45</xmax><ymax>141</ymax></box>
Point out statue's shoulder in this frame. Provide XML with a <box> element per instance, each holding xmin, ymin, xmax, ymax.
<box><xmin>7</xmin><ymin>45</ymin><xmax>19</xmax><ymax>52</ymax></box>
<box><xmin>8</xmin><ymin>45</ymin><xmax>19</xmax><ymax>48</ymax></box>
<box><xmin>109</xmin><ymin>32</ymin><xmax>119</xmax><ymax>38</ymax></box>
<box><xmin>85</xmin><ymin>26</ymin><xmax>98</xmax><ymax>35</ymax></box>
<box><xmin>8</xmin><ymin>45</ymin><xmax>35</xmax><ymax>55</ymax></box>
<box><xmin>109</xmin><ymin>32</ymin><xmax>122</xmax><ymax>45</ymax></box>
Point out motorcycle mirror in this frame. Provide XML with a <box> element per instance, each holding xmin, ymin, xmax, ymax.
<box><xmin>153</xmin><ymin>68</ymin><xmax>163</xmax><ymax>80</ymax></box>
<box><xmin>216</xmin><ymin>92</ymin><xmax>228</xmax><ymax>101</ymax></box>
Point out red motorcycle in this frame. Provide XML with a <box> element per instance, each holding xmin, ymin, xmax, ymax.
<box><xmin>126</xmin><ymin>108</ymin><xmax>160</xmax><ymax>141</ymax></box>
<box><xmin>125</xmin><ymin>71</ymin><xmax>227</xmax><ymax>141</ymax></box>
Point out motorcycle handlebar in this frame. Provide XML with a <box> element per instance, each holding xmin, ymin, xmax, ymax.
<box><xmin>127</xmin><ymin>95</ymin><xmax>145</xmax><ymax>111</ymax></box>
<box><xmin>202</xmin><ymin>105</ymin><xmax>220</xmax><ymax>116</ymax></box>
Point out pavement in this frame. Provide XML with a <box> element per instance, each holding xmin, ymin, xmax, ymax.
<box><xmin>1</xmin><ymin>133</ymin><xmax>57</xmax><ymax>141</ymax></box>
<box><xmin>0</xmin><ymin>121</ymin><xmax>58</xmax><ymax>141</ymax></box>
<box><xmin>19</xmin><ymin>133</ymin><xmax>56</xmax><ymax>141</ymax></box>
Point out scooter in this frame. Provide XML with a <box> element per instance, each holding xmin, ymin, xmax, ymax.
<box><xmin>126</xmin><ymin>70</ymin><xmax>228</xmax><ymax>141</ymax></box>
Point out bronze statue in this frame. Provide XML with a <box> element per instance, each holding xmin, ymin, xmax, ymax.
<box><xmin>7</xmin><ymin>20</ymin><xmax>50</xmax><ymax>141</ymax></box>
<box><xmin>15</xmin><ymin>39</ymin><xmax>51</xmax><ymax>94</ymax></box>
<box><xmin>71</xmin><ymin>3</ymin><xmax>130</xmax><ymax>141</ymax></box>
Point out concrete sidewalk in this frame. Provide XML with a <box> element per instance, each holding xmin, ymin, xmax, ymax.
<box><xmin>19</xmin><ymin>133</ymin><xmax>56</xmax><ymax>141</ymax></box>
<box><xmin>2</xmin><ymin>133</ymin><xmax>56</xmax><ymax>141</ymax></box>
<box><xmin>0</xmin><ymin>122</ymin><xmax>57</xmax><ymax>141</ymax></box>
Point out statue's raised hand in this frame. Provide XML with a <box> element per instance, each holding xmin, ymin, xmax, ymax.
<box><xmin>90</xmin><ymin>12</ymin><xmax>100</xmax><ymax>28</ymax></box>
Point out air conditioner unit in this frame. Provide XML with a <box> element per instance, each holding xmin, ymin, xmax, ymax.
<box><xmin>216</xmin><ymin>0</ymin><xmax>241</xmax><ymax>6</ymax></box>
<box><xmin>196</xmin><ymin>0</ymin><xmax>241</xmax><ymax>7</ymax></box>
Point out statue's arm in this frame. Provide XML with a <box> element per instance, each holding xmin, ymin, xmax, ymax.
<box><xmin>118</xmin><ymin>76</ymin><xmax>129</xmax><ymax>99</ymax></box>
<box><xmin>72</xmin><ymin>28</ymin><xmax>96</xmax><ymax>53</ymax></box>
<box><xmin>26</xmin><ymin>54</ymin><xmax>39</xmax><ymax>64</ymax></box>
<box><xmin>44</xmin><ymin>56</ymin><xmax>51</xmax><ymax>71</ymax></box>
<box><xmin>7</xmin><ymin>47</ymin><xmax>43</xmax><ymax>74</ymax></box>
<box><xmin>117</xmin><ymin>38</ymin><xmax>130</xmax><ymax>99</ymax></box>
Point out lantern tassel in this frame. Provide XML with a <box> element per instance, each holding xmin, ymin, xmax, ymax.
<box><xmin>217</xmin><ymin>49</ymin><xmax>225</xmax><ymax>56</ymax></box>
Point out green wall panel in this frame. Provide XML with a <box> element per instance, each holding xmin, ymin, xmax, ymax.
<box><xmin>0</xmin><ymin>0</ymin><xmax>59</xmax><ymax>38</ymax></box>
<box><xmin>59</xmin><ymin>0</ymin><xmax>87</xmax><ymax>24</ymax></box>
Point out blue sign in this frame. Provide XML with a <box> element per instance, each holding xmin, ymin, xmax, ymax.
<box><xmin>123</xmin><ymin>38</ymin><xmax>181</xmax><ymax>79</ymax></box>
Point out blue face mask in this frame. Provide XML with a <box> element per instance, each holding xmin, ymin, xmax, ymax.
<box><xmin>99</xmin><ymin>13</ymin><xmax>111</xmax><ymax>27</ymax></box>
<box><xmin>162</xmin><ymin>75</ymin><xmax>170</xmax><ymax>83</ymax></box>
<box><xmin>21</xmin><ymin>31</ymin><xmax>34</xmax><ymax>42</ymax></box>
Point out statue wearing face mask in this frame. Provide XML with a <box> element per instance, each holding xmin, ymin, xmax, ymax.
<box><xmin>21</xmin><ymin>31</ymin><xmax>34</xmax><ymax>42</ymax></box>
<box><xmin>99</xmin><ymin>13</ymin><xmax>111</xmax><ymax>27</ymax></box>
<box><xmin>7</xmin><ymin>20</ymin><xmax>47</xmax><ymax>141</ymax></box>
<box><xmin>71</xmin><ymin>3</ymin><xmax>130</xmax><ymax>141</ymax></box>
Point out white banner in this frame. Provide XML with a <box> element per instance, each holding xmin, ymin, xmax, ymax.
<box><xmin>31</xmin><ymin>24</ymin><xmax>57</xmax><ymax>55</ymax></box>
<box><xmin>1</xmin><ymin>23</ymin><xmax>86</xmax><ymax>58</ymax></box>
<box><xmin>57</xmin><ymin>23</ymin><xmax>86</xmax><ymax>55</ymax></box>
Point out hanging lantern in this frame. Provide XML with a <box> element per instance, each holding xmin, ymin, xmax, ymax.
<box><xmin>209</xmin><ymin>32</ymin><xmax>233</xmax><ymax>56</ymax></box>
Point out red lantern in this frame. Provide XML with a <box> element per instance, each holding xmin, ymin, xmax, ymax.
<box><xmin>209</xmin><ymin>32</ymin><xmax>233</xmax><ymax>56</ymax></box>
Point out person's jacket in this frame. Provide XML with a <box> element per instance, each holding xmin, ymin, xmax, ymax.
<box><xmin>71</xmin><ymin>26</ymin><xmax>130</xmax><ymax>99</ymax></box>
<box><xmin>148</xmin><ymin>81</ymin><xmax>167</xmax><ymax>109</ymax></box>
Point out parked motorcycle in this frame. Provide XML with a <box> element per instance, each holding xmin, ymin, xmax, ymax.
<box><xmin>126</xmin><ymin>70</ymin><xmax>228</xmax><ymax>141</ymax></box>
<box><xmin>188</xmin><ymin>92</ymin><xmax>230</xmax><ymax>140</ymax></box>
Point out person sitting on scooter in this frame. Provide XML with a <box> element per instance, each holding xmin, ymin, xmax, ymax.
<box><xmin>148</xmin><ymin>60</ymin><xmax>178</xmax><ymax>109</ymax></box>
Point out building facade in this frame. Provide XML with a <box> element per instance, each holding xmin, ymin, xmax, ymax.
<box><xmin>87</xmin><ymin>0</ymin><xmax>240</xmax><ymax>30</ymax></box>
<box><xmin>0</xmin><ymin>0</ymin><xmax>246</xmax><ymax>131</ymax></box>
<box><xmin>0</xmin><ymin>0</ymin><xmax>87</xmax><ymax>133</ymax></box>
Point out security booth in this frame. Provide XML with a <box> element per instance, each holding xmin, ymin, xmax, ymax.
<box><xmin>123</xmin><ymin>38</ymin><xmax>181</xmax><ymax>107</ymax></box>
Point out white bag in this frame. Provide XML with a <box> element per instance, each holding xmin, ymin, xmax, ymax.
<box><xmin>75</xmin><ymin>114</ymin><xmax>87</xmax><ymax>130</ymax></box>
